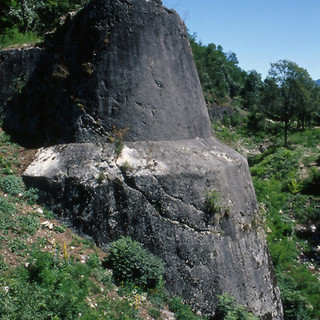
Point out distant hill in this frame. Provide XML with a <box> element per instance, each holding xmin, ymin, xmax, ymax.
<box><xmin>316</xmin><ymin>79</ymin><xmax>320</xmax><ymax>86</ymax></box>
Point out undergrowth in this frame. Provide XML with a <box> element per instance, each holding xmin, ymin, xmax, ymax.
<box><xmin>0</xmin><ymin>28</ymin><xmax>40</xmax><ymax>49</ymax></box>
<box><xmin>0</xmin><ymin>129</ymin><xmax>219</xmax><ymax>320</ymax></box>
<box><xmin>216</xmin><ymin>118</ymin><xmax>320</xmax><ymax>319</ymax></box>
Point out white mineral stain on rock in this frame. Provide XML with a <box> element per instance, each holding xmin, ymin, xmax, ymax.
<box><xmin>116</xmin><ymin>146</ymin><xmax>168</xmax><ymax>175</ymax></box>
<box><xmin>24</xmin><ymin>147</ymin><xmax>61</xmax><ymax>177</ymax></box>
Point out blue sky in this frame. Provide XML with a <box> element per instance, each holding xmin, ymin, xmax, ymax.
<box><xmin>162</xmin><ymin>0</ymin><xmax>320</xmax><ymax>80</ymax></box>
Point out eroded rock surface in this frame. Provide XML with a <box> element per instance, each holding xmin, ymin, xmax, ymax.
<box><xmin>0</xmin><ymin>47</ymin><xmax>43</xmax><ymax>117</ymax></box>
<box><xmin>24</xmin><ymin>138</ymin><xmax>283</xmax><ymax>319</ymax></box>
<box><xmin>3</xmin><ymin>0</ymin><xmax>211</xmax><ymax>146</ymax></box>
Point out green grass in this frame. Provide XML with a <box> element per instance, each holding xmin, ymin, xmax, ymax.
<box><xmin>250</xmin><ymin>136</ymin><xmax>320</xmax><ymax>319</ymax></box>
<box><xmin>0</xmin><ymin>28</ymin><xmax>40</xmax><ymax>49</ymax></box>
<box><xmin>288</xmin><ymin>128</ymin><xmax>320</xmax><ymax>148</ymax></box>
<box><xmin>215</xmin><ymin>118</ymin><xmax>320</xmax><ymax>319</ymax></box>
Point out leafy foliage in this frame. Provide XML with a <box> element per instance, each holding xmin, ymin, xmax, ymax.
<box><xmin>0</xmin><ymin>250</ymin><xmax>91</xmax><ymax>320</ymax></box>
<box><xmin>249</xmin><ymin>145</ymin><xmax>320</xmax><ymax>319</ymax></box>
<box><xmin>0</xmin><ymin>195</ymin><xmax>17</xmax><ymax>216</ymax></box>
<box><xmin>0</xmin><ymin>175</ymin><xmax>24</xmax><ymax>196</ymax></box>
<box><xmin>214</xmin><ymin>293</ymin><xmax>258</xmax><ymax>320</ymax></box>
<box><xmin>189</xmin><ymin>34</ymin><xmax>246</xmax><ymax>105</ymax></box>
<box><xmin>216</xmin><ymin>119</ymin><xmax>320</xmax><ymax>319</ymax></box>
<box><xmin>169</xmin><ymin>297</ymin><xmax>202</xmax><ymax>320</ymax></box>
<box><xmin>261</xmin><ymin>60</ymin><xmax>320</xmax><ymax>145</ymax></box>
<box><xmin>104</xmin><ymin>236</ymin><xmax>165</xmax><ymax>290</ymax></box>
<box><xmin>1</xmin><ymin>0</ymin><xmax>88</xmax><ymax>33</ymax></box>
<box><xmin>205</xmin><ymin>190</ymin><xmax>223</xmax><ymax>214</ymax></box>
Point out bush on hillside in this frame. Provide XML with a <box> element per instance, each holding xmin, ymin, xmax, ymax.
<box><xmin>0</xmin><ymin>175</ymin><xmax>24</xmax><ymax>196</ymax></box>
<box><xmin>104</xmin><ymin>237</ymin><xmax>164</xmax><ymax>289</ymax></box>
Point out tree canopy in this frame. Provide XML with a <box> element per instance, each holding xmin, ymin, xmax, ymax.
<box><xmin>189</xmin><ymin>34</ymin><xmax>247</xmax><ymax>105</ymax></box>
<box><xmin>262</xmin><ymin>60</ymin><xmax>320</xmax><ymax>145</ymax></box>
<box><xmin>0</xmin><ymin>0</ymin><xmax>88</xmax><ymax>36</ymax></box>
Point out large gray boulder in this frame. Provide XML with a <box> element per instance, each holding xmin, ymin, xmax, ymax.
<box><xmin>24</xmin><ymin>137</ymin><xmax>283</xmax><ymax>319</ymax></box>
<box><xmin>2</xmin><ymin>0</ymin><xmax>283</xmax><ymax>318</ymax></box>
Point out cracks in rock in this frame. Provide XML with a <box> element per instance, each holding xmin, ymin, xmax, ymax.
<box><xmin>116</xmin><ymin>164</ymin><xmax>214</xmax><ymax>233</ymax></box>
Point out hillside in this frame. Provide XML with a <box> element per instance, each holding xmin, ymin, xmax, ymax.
<box><xmin>0</xmin><ymin>128</ymin><xmax>199</xmax><ymax>319</ymax></box>
<box><xmin>0</xmin><ymin>127</ymin><xmax>263</xmax><ymax>319</ymax></box>
<box><xmin>1</xmin><ymin>1</ymin><xmax>320</xmax><ymax>319</ymax></box>
<box><xmin>213</xmin><ymin>116</ymin><xmax>320</xmax><ymax>319</ymax></box>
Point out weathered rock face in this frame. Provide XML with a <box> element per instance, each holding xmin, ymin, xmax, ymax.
<box><xmin>3</xmin><ymin>0</ymin><xmax>211</xmax><ymax>146</ymax></box>
<box><xmin>0</xmin><ymin>47</ymin><xmax>43</xmax><ymax>117</ymax></box>
<box><xmin>1</xmin><ymin>0</ymin><xmax>283</xmax><ymax>318</ymax></box>
<box><xmin>24</xmin><ymin>138</ymin><xmax>282</xmax><ymax>319</ymax></box>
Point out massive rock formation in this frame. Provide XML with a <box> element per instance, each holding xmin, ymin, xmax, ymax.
<box><xmin>2</xmin><ymin>0</ymin><xmax>211</xmax><ymax>146</ymax></box>
<box><xmin>23</xmin><ymin>138</ymin><xmax>282</xmax><ymax>319</ymax></box>
<box><xmin>1</xmin><ymin>0</ymin><xmax>283</xmax><ymax>318</ymax></box>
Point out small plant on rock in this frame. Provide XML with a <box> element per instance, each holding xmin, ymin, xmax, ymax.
<box><xmin>205</xmin><ymin>190</ymin><xmax>223</xmax><ymax>214</ymax></box>
<box><xmin>108</xmin><ymin>126</ymin><xmax>129</xmax><ymax>157</ymax></box>
<box><xmin>287</xmin><ymin>178</ymin><xmax>303</xmax><ymax>194</ymax></box>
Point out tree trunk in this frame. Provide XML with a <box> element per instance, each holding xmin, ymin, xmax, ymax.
<box><xmin>284</xmin><ymin>118</ymin><xmax>288</xmax><ymax>147</ymax></box>
<box><xmin>19</xmin><ymin>0</ymin><xmax>28</xmax><ymax>32</ymax></box>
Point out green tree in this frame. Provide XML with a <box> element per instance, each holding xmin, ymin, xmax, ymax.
<box><xmin>189</xmin><ymin>34</ymin><xmax>246</xmax><ymax>105</ymax></box>
<box><xmin>242</xmin><ymin>70</ymin><xmax>263</xmax><ymax>111</ymax></box>
<box><xmin>1</xmin><ymin>0</ymin><xmax>88</xmax><ymax>35</ymax></box>
<box><xmin>0</xmin><ymin>0</ymin><xmax>14</xmax><ymax>31</ymax></box>
<box><xmin>262</xmin><ymin>60</ymin><xmax>317</xmax><ymax>146</ymax></box>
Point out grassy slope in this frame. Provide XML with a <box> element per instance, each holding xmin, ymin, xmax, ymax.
<box><xmin>0</xmin><ymin>126</ymin><xmax>263</xmax><ymax>320</ymax></box>
<box><xmin>0</xmin><ymin>128</ymin><xmax>202</xmax><ymax>320</ymax></box>
<box><xmin>214</xmin><ymin>121</ymin><xmax>320</xmax><ymax>319</ymax></box>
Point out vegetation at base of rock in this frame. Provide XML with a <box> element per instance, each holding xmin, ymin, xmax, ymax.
<box><xmin>215</xmin><ymin>119</ymin><xmax>320</xmax><ymax>319</ymax></box>
<box><xmin>0</xmin><ymin>174</ymin><xmax>24</xmax><ymax>195</ymax></box>
<box><xmin>191</xmin><ymin>33</ymin><xmax>320</xmax><ymax>318</ymax></box>
<box><xmin>169</xmin><ymin>297</ymin><xmax>202</xmax><ymax>320</ymax></box>
<box><xmin>104</xmin><ymin>236</ymin><xmax>165</xmax><ymax>290</ymax></box>
<box><xmin>0</xmin><ymin>128</ymin><xmax>213</xmax><ymax>320</ymax></box>
<box><xmin>2</xmin><ymin>1</ymin><xmax>319</xmax><ymax>318</ymax></box>
<box><xmin>214</xmin><ymin>293</ymin><xmax>259</xmax><ymax>320</ymax></box>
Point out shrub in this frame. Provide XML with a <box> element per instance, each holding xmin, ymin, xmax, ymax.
<box><xmin>0</xmin><ymin>196</ymin><xmax>17</xmax><ymax>216</ymax></box>
<box><xmin>23</xmin><ymin>188</ymin><xmax>39</xmax><ymax>205</ymax></box>
<box><xmin>214</xmin><ymin>293</ymin><xmax>259</xmax><ymax>320</ymax></box>
<box><xmin>205</xmin><ymin>190</ymin><xmax>222</xmax><ymax>214</ymax></box>
<box><xmin>104</xmin><ymin>237</ymin><xmax>164</xmax><ymax>289</ymax></box>
<box><xmin>92</xmin><ymin>268</ymin><xmax>113</xmax><ymax>289</ymax></box>
<box><xmin>0</xmin><ymin>175</ymin><xmax>24</xmax><ymax>196</ymax></box>
<box><xmin>0</xmin><ymin>28</ymin><xmax>40</xmax><ymax>49</ymax></box>
<box><xmin>169</xmin><ymin>297</ymin><xmax>202</xmax><ymax>320</ymax></box>
<box><xmin>148</xmin><ymin>307</ymin><xmax>162</xmax><ymax>320</ymax></box>
<box><xmin>86</xmin><ymin>253</ymin><xmax>101</xmax><ymax>269</ymax></box>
